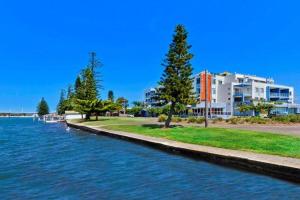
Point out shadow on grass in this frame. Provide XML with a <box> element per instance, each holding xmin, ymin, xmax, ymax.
<box><xmin>141</xmin><ymin>124</ymin><xmax>184</xmax><ymax>129</ymax></box>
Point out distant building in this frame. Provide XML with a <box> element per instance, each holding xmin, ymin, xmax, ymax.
<box><xmin>144</xmin><ymin>88</ymin><xmax>161</xmax><ymax>108</ymax></box>
<box><xmin>145</xmin><ymin>70</ymin><xmax>300</xmax><ymax>118</ymax></box>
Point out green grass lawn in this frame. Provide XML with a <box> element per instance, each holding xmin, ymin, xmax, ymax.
<box><xmin>71</xmin><ymin>117</ymin><xmax>300</xmax><ymax>158</ymax></box>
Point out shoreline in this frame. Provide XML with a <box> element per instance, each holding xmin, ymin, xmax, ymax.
<box><xmin>67</xmin><ymin>121</ymin><xmax>300</xmax><ymax>184</ymax></box>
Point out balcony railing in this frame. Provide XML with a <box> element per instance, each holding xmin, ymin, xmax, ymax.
<box><xmin>234</xmin><ymin>92</ymin><xmax>251</xmax><ymax>97</ymax></box>
<box><xmin>270</xmin><ymin>93</ymin><xmax>289</xmax><ymax>98</ymax></box>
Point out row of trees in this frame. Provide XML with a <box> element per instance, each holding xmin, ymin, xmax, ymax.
<box><xmin>56</xmin><ymin>24</ymin><xmax>196</xmax><ymax>128</ymax></box>
<box><xmin>56</xmin><ymin>53</ymin><xmax>130</xmax><ymax>120</ymax></box>
<box><xmin>238</xmin><ymin>102</ymin><xmax>275</xmax><ymax>116</ymax></box>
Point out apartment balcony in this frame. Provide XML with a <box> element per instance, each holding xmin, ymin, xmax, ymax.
<box><xmin>233</xmin><ymin>92</ymin><xmax>251</xmax><ymax>97</ymax></box>
<box><xmin>270</xmin><ymin>93</ymin><xmax>289</xmax><ymax>98</ymax></box>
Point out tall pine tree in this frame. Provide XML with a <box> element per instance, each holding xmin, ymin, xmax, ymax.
<box><xmin>37</xmin><ymin>97</ymin><xmax>50</xmax><ymax>116</ymax></box>
<box><xmin>57</xmin><ymin>89</ymin><xmax>66</xmax><ymax>115</ymax></box>
<box><xmin>108</xmin><ymin>90</ymin><xmax>114</xmax><ymax>102</ymax></box>
<box><xmin>159</xmin><ymin>25</ymin><xmax>194</xmax><ymax>127</ymax></box>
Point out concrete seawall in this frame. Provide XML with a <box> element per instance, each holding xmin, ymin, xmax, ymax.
<box><xmin>67</xmin><ymin>122</ymin><xmax>300</xmax><ymax>183</ymax></box>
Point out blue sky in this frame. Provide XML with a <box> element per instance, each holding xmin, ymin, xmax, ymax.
<box><xmin>0</xmin><ymin>0</ymin><xmax>300</xmax><ymax>112</ymax></box>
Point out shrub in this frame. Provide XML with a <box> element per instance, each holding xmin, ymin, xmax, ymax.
<box><xmin>196</xmin><ymin>117</ymin><xmax>205</xmax><ymax>124</ymax></box>
<box><xmin>272</xmin><ymin>115</ymin><xmax>300</xmax><ymax>123</ymax></box>
<box><xmin>158</xmin><ymin>114</ymin><xmax>167</xmax><ymax>122</ymax></box>
<box><xmin>212</xmin><ymin>117</ymin><xmax>223</xmax><ymax>124</ymax></box>
<box><xmin>172</xmin><ymin>116</ymin><xmax>182</xmax><ymax>123</ymax></box>
<box><xmin>246</xmin><ymin>117</ymin><xmax>268</xmax><ymax>124</ymax></box>
<box><xmin>187</xmin><ymin>116</ymin><xmax>197</xmax><ymax>123</ymax></box>
<box><xmin>227</xmin><ymin>117</ymin><xmax>243</xmax><ymax>124</ymax></box>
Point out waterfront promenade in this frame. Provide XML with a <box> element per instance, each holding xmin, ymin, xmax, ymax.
<box><xmin>67</xmin><ymin>120</ymin><xmax>300</xmax><ymax>183</ymax></box>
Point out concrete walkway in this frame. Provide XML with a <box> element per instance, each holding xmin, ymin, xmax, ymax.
<box><xmin>67</xmin><ymin>122</ymin><xmax>300</xmax><ymax>183</ymax></box>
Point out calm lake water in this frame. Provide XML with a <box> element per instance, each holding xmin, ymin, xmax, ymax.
<box><xmin>0</xmin><ymin>118</ymin><xmax>299</xmax><ymax>199</ymax></box>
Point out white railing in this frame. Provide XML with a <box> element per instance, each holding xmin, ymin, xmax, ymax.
<box><xmin>270</xmin><ymin>93</ymin><xmax>289</xmax><ymax>98</ymax></box>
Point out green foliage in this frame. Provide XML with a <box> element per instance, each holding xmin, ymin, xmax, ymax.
<box><xmin>57</xmin><ymin>90</ymin><xmax>66</xmax><ymax>115</ymax></box>
<box><xmin>196</xmin><ymin>117</ymin><xmax>205</xmax><ymax>124</ymax></box>
<box><xmin>187</xmin><ymin>116</ymin><xmax>197</xmax><ymax>123</ymax></box>
<box><xmin>244</xmin><ymin>117</ymin><xmax>269</xmax><ymax>124</ymax></box>
<box><xmin>147</xmin><ymin>107</ymin><xmax>163</xmax><ymax>117</ymax></box>
<box><xmin>238</xmin><ymin>104</ymin><xmax>252</xmax><ymax>113</ymax></box>
<box><xmin>158</xmin><ymin>114</ymin><xmax>167</xmax><ymax>122</ymax></box>
<box><xmin>37</xmin><ymin>97</ymin><xmax>50</xmax><ymax>116</ymax></box>
<box><xmin>132</xmin><ymin>101</ymin><xmax>145</xmax><ymax>107</ymax></box>
<box><xmin>127</xmin><ymin>106</ymin><xmax>143</xmax><ymax>117</ymax></box>
<box><xmin>272</xmin><ymin>115</ymin><xmax>300</xmax><ymax>123</ymax></box>
<box><xmin>75</xmin><ymin>76</ymin><xmax>84</xmax><ymax>99</ymax></box>
<box><xmin>238</xmin><ymin>102</ymin><xmax>275</xmax><ymax>116</ymax></box>
<box><xmin>116</xmin><ymin>97</ymin><xmax>128</xmax><ymax>113</ymax></box>
<box><xmin>212</xmin><ymin>118</ymin><xmax>223</xmax><ymax>124</ymax></box>
<box><xmin>66</xmin><ymin>85</ymin><xmax>74</xmax><ymax>99</ymax></box>
<box><xmin>97</xmin><ymin>100</ymin><xmax>120</xmax><ymax>115</ymax></box>
<box><xmin>108</xmin><ymin>90</ymin><xmax>114</xmax><ymax>102</ymax></box>
<box><xmin>226</xmin><ymin>117</ymin><xmax>243</xmax><ymax>124</ymax></box>
<box><xmin>171</xmin><ymin>116</ymin><xmax>182</xmax><ymax>123</ymax></box>
<box><xmin>158</xmin><ymin>24</ymin><xmax>195</xmax><ymax>127</ymax></box>
<box><xmin>73</xmin><ymin>67</ymin><xmax>99</xmax><ymax>119</ymax></box>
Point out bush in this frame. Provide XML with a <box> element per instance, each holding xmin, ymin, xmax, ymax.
<box><xmin>196</xmin><ymin>117</ymin><xmax>205</xmax><ymax>124</ymax></box>
<box><xmin>212</xmin><ymin>117</ymin><xmax>223</xmax><ymax>124</ymax></box>
<box><xmin>227</xmin><ymin>117</ymin><xmax>243</xmax><ymax>124</ymax></box>
<box><xmin>246</xmin><ymin>117</ymin><xmax>268</xmax><ymax>124</ymax></box>
<box><xmin>187</xmin><ymin>117</ymin><xmax>197</xmax><ymax>123</ymax></box>
<box><xmin>272</xmin><ymin>115</ymin><xmax>300</xmax><ymax>123</ymax></box>
<box><xmin>158</xmin><ymin>114</ymin><xmax>167</xmax><ymax>122</ymax></box>
<box><xmin>172</xmin><ymin>116</ymin><xmax>182</xmax><ymax>123</ymax></box>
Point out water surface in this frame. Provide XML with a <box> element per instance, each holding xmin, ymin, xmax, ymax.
<box><xmin>0</xmin><ymin>118</ymin><xmax>299</xmax><ymax>199</ymax></box>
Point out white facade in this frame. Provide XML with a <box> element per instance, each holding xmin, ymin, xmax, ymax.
<box><xmin>193</xmin><ymin>71</ymin><xmax>298</xmax><ymax>117</ymax></box>
<box><xmin>145</xmin><ymin>71</ymin><xmax>299</xmax><ymax>118</ymax></box>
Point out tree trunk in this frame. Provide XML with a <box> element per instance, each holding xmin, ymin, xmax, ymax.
<box><xmin>86</xmin><ymin>113</ymin><xmax>90</xmax><ymax>120</ymax></box>
<box><xmin>96</xmin><ymin>114</ymin><xmax>98</xmax><ymax>121</ymax></box>
<box><xmin>165</xmin><ymin>102</ymin><xmax>175</xmax><ymax>128</ymax></box>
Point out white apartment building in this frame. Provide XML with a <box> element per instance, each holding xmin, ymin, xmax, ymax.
<box><xmin>193</xmin><ymin>71</ymin><xmax>299</xmax><ymax>117</ymax></box>
<box><xmin>145</xmin><ymin>71</ymin><xmax>300</xmax><ymax>118</ymax></box>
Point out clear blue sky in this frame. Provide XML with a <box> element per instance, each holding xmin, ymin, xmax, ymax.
<box><xmin>0</xmin><ymin>0</ymin><xmax>300</xmax><ymax>112</ymax></box>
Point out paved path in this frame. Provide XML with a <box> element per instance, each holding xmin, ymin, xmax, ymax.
<box><xmin>68</xmin><ymin>121</ymin><xmax>300</xmax><ymax>183</ymax></box>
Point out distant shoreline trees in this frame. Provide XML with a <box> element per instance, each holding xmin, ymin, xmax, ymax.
<box><xmin>56</xmin><ymin>52</ymin><xmax>129</xmax><ymax>120</ymax></box>
<box><xmin>37</xmin><ymin>97</ymin><xmax>50</xmax><ymax>116</ymax></box>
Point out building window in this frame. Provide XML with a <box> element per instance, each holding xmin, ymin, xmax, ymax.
<box><xmin>228</xmin><ymin>98</ymin><xmax>231</xmax><ymax>101</ymax></box>
<box><xmin>260</xmin><ymin>88</ymin><xmax>264</xmax><ymax>93</ymax></box>
<box><xmin>213</xmin><ymin>79</ymin><xmax>216</xmax><ymax>85</ymax></box>
<box><xmin>212</xmin><ymin>89</ymin><xmax>216</xmax><ymax>94</ymax></box>
<box><xmin>255</xmin><ymin>87</ymin><xmax>259</xmax><ymax>93</ymax></box>
<box><xmin>196</xmin><ymin>78</ymin><xmax>200</xmax><ymax>84</ymax></box>
<box><xmin>218</xmin><ymin>80</ymin><xmax>223</xmax><ymax>85</ymax></box>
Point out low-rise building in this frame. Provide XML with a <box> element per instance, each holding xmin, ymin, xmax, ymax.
<box><xmin>145</xmin><ymin>70</ymin><xmax>300</xmax><ymax>118</ymax></box>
